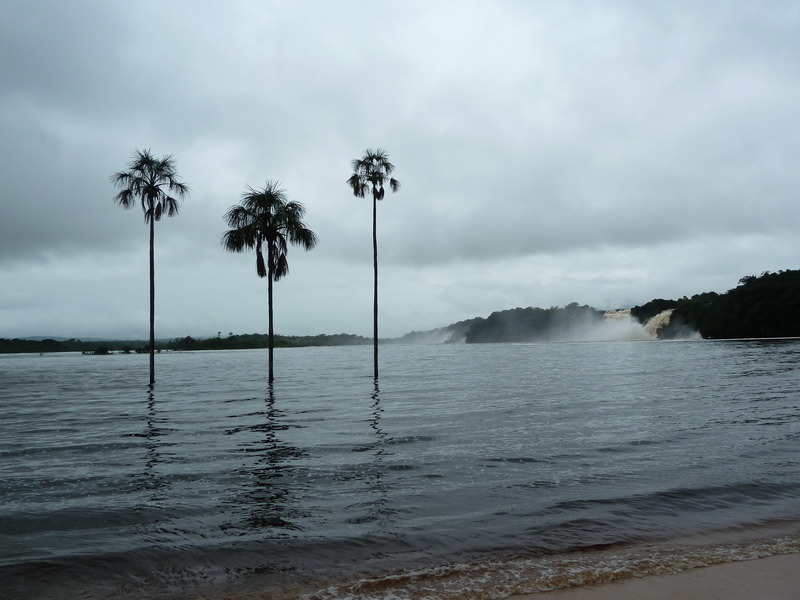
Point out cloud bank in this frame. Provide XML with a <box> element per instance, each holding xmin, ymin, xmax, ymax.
<box><xmin>2</xmin><ymin>1</ymin><xmax>799</xmax><ymax>339</ymax></box>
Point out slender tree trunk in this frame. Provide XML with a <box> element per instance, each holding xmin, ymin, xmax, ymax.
<box><xmin>149</xmin><ymin>216</ymin><xmax>155</xmax><ymax>386</ymax></box>
<box><xmin>268</xmin><ymin>264</ymin><xmax>274</xmax><ymax>384</ymax></box>
<box><xmin>372</xmin><ymin>193</ymin><xmax>379</xmax><ymax>379</ymax></box>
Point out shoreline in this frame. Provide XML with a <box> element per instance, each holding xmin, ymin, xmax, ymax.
<box><xmin>281</xmin><ymin>525</ymin><xmax>800</xmax><ymax>600</ymax></box>
<box><xmin>8</xmin><ymin>531</ymin><xmax>800</xmax><ymax>600</ymax></box>
<box><xmin>516</xmin><ymin>551</ymin><xmax>800</xmax><ymax>599</ymax></box>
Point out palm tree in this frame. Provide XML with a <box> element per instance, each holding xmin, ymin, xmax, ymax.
<box><xmin>112</xmin><ymin>149</ymin><xmax>189</xmax><ymax>386</ymax></box>
<box><xmin>222</xmin><ymin>181</ymin><xmax>317</xmax><ymax>383</ymax></box>
<box><xmin>347</xmin><ymin>148</ymin><xmax>400</xmax><ymax>379</ymax></box>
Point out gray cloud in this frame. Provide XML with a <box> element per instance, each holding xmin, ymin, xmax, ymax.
<box><xmin>2</xmin><ymin>0</ymin><xmax>800</xmax><ymax>339</ymax></box>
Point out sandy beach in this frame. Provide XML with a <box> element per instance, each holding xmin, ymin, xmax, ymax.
<box><xmin>516</xmin><ymin>552</ymin><xmax>800</xmax><ymax>600</ymax></box>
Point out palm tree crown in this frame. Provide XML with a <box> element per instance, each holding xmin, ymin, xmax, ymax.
<box><xmin>112</xmin><ymin>149</ymin><xmax>188</xmax><ymax>223</ymax></box>
<box><xmin>222</xmin><ymin>182</ymin><xmax>317</xmax><ymax>279</ymax></box>
<box><xmin>347</xmin><ymin>148</ymin><xmax>400</xmax><ymax>201</ymax></box>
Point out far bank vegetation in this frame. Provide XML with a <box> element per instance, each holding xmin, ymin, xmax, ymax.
<box><xmin>4</xmin><ymin>269</ymin><xmax>800</xmax><ymax>354</ymax></box>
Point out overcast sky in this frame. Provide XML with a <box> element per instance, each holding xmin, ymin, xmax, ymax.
<box><xmin>2</xmin><ymin>0</ymin><xmax>799</xmax><ymax>340</ymax></box>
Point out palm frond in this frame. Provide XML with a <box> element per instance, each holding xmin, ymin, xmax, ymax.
<box><xmin>256</xmin><ymin>247</ymin><xmax>267</xmax><ymax>278</ymax></box>
<box><xmin>144</xmin><ymin>202</ymin><xmax>156</xmax><ymax>224</ymax></box>
<box><xmin>273</xmin><ymin>253</ymin><xmax>289</xmax><ymax>281</ymax></box>
<box><xmin>221</xmin><ymin>227</ymin><xmax>254</xmax><ymax>252</ymax></box>
<box><xmin>371</xmin><ymin>149</ymin><xmax>395</xmax><ymax>175</ymax></box>
<box><xmin>113</xmin><ymin>187</ymin><xmax>136</xmax><ymax>209</ymax></box>
<box><xmin>347</xmin><ymin>174</ymin><xmax>367</xmax><ymax>198</ymax></box>
<box><xmin>169</xmin><ymin>180</ymin><xmax>190</xmax><ymax>197</ymax></box>
<box><xmin>223</xmin><ymin>205</ymin><xmax>253</xmax><ymax>230</ymax></box>
<box><xmin>294</xmin><ymin>226</ymin><xmax>318</xmax><ymax>250</ymax></box>
<box><xmin>266</xmin><ymin>231</ymin><xmax>287</xmax><ymax>258</ymax></box>
<box><xmin>162</xmin><ymin>196</ymin><xmax>180</xmax><ymax>218</ymax></box>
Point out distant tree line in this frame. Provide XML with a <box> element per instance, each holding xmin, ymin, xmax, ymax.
<box><xmin>0</xmin><ymin>333</ymin><xmax>369</xmax><ymax>355</ymax></box>
<box><xmin>1</xmin><ymin>338</ymin><xmax>61</xmax><ymax>354</ymax></box>
<box><xmin>164</xmin><ymin>333</ymin><xmax>369</xmax><ymax>351</ymax></box>
<box><xmin>0</xmin><ymin>338</ymin><xmax>152</xmax><ymax>354</ymax></box>
<box><xmin>632</xmin><ymin>269</ymin><xmax>800</xmax><ymax>339</ymax></box>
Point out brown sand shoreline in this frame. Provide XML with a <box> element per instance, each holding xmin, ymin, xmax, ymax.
<box><xmin>514</xmin><ymin>552</ymin><xmax>800</xmax><ymax>600</ymax></box>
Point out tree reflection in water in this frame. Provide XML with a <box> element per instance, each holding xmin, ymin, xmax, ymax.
<box><xmin>348</xmin><ymin>379</ymin><xmax>398</xmax><ymax>531</ymax></box>
<box><xmin>228</xmin><ymin>384</ymin><xmax>308</xmax><ymax>533</ymax></box>
<box><xmin>132</xmin><ymin>384</ymin><xmax>170</xmax><ymax>498</ymax></box>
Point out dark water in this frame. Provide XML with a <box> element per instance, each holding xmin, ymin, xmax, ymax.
<box><xmin>2</xmin><ymin>340</ymin><xmax>800</xmax><ymax>599</ymax></box>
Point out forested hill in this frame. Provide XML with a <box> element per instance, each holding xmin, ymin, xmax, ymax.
<box><xmin>433</xmin><ymin>269</ymin><xmax>800</xmax><ymax>342</ymax></box>
<box><xmin>459</xmin><ymin>303</ymin><xmax>605</xmax><ymax>343</ymax></box>
<box><xmin>632</xmin><ymin>269</ymin><xmax>800</xmax><ymax>339</ymax></box>
<box><xmin>454</xmin><ymin>269</ymin><xmax>800</xmax><ymax>342</ymax></box>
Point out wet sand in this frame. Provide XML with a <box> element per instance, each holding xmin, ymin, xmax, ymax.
<box><xmin>516</xmin><ymin>552</ymin><xmax>800</xmax><ymax>600</ymax></box>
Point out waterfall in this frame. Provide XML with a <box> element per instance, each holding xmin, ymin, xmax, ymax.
<box><xmin>601</xmin><ymin>308</ymin><xmax>676</xmax><ymax>340</ymax></box>
<box><xmin>644</xmin><ymin>309</ymin><xmax>674</xmax><ymax>337</ymax></box>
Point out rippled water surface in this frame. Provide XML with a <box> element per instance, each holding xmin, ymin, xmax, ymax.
<box><xmin>2</xmin><ymin>340</ymin><xmax>800</xmax><ymax>599</ymax></box>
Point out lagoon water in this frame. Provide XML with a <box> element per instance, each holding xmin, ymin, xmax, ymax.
<box><xmin>2</xmin><ymin>340</ymin><xmax>800</xmax><ymax>599</ymax></box>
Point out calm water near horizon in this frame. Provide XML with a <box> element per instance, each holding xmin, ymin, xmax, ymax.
<box><xmin>2</xmin><ymin>340</ymin><xmax>800</xmax><ymax>599</ymax></box>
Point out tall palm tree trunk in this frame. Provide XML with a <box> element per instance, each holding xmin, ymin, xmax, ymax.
<box><xmin>372</xmin><ymin>194</ymin><xmax>379</xmax><ymax>379</ymax></box>
<box><xmin>268</xmin><ymin>263</ymin><xmax>275</xmax><ymax>384</ymax></box>
<box><xmin>149</xmin><ymin>216</ymin><xmax>155</xmax><ymax>386</ymax></box>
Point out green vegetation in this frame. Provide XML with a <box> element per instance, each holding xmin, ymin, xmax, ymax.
<box><xmin>222</xmin><ymin>181</ymin><xmax>318</xmax><ymax>383</ymax></box>
<box><xmin>111</xmin><ymin>149</ymin><xmax>189</xmax><ymax>385</ymax></box>
<box><xmin>347</xmin><ymin>148</ymin><xmax>401</xmax><ymax>379</ymax></box>
<box><xmin>462</xmin><ymin>303</ymin><xmax>604</xmax><ymax>343</ymax></box>
<box><xmin>0</xmin><ymin>333</ymin><xmax>368</xmax><ymax>355</ymax></box>
<box><xmin>166</xmin><ymin>333</ymin><xmax>367</xmax><ymax>350</ymax></box>
<box><xmin>0</xmin><ymin>338</ymin><xmax>149</xmax><ymax>354</ymax></box>
<box><xmin>632</xmin><ymin>269</ymin><xmax>800</xmax><ymax>339</ymax></box>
